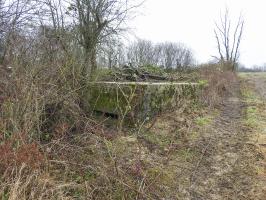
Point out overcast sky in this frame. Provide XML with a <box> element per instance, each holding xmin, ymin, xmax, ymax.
<box><xmin>129</xmin><ymin>0</ymin><xmax>266</xmax><ymax>67</ymax></box>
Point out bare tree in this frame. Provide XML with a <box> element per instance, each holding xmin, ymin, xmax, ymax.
<box><xmin>41</xmin><ymin>0</ymin><xmax>66</xmax><ymax>31</ymax></box>
<box><xmin>98</xmin><ymin>38</ymin><xmax>125</xmax><ymax>68</ymax></box>
<box><xmin>214</xmin><ymin>9</ymin><xmax>244</xmax><ymax>71</ymax></box>
<box><xmin>161</xmin><ymin>42</ymin><xmax>177</xmax><ymax>69</ymax></box>
<box><xmin>156</xmin><ymin>42</ymin><xmax>194</xmax><ymax>69</ymax></box>
<box><xmin>126</xmin><ymin>40</ymin><xmax>195</xmax><ymax>69</ymax></box>
<box><xmin>67</xmin><ymin>0</ymin><xmax>141</xmax><ymax>77</ymax></box>
<box><xmin>127</xmin><ymin>39</ymin><xmax>155</xmax><ymax>66</ymax></box>
<box><xmin>35</xmin><ymin>0</ymin><xmax>71</xmax><ymax>62</ymax></box>
<box><xmin>0</xmin><ymin>0</ymin><xmax>38</xmax><ymax>65</ymax></box>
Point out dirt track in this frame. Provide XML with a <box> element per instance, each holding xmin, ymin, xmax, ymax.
<box><xmin>188</xmin><ymin>78</ymin><xmax>263</xmax><ymax>200</ymax></box>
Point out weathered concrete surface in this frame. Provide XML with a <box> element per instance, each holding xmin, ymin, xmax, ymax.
<box><xmin>85</xmin><ymin>82</ymin><xmax>199</xmax><ymax>123</ymax></box>
<box><xmin>91</xmin><ymin>82</ymin><xmax>198</xmax><ymax>86</ymax></box>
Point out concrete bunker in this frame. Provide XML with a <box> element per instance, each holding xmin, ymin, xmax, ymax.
<box><xmin>86</xmin><ymin>82</ymin><xmax>199</xmax><ymax>123</ymax></box>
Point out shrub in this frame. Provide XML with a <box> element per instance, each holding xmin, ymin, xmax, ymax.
<box><xmin>0</xmin><ymin>133</ymin><xmax>44</xmax><ymax>173</ymax></box>
<box><xmin>199</xmin><ymin>63</ymin><xmax>238</xmax><ymax>107</ymax></box>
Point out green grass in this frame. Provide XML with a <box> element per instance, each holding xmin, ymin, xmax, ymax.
<box><xmin>195</xmin><ymin>116</ymin><xmax>212</xmax><ymax>127</ymax></box>
<box><xmin>242</xmin><ymin>88</ymin><xmax>260</xmax><ymax>128</ymax></box>
<box><xmin>238</xmin><ymin>72</ymin><xmax>266</xmax><ymax>78</ymax></box>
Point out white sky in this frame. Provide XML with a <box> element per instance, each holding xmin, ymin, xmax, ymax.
<box><xmin>129</xmin><ymin>0</ymin><xmax>266</xmax><ymax>67</ymax></box>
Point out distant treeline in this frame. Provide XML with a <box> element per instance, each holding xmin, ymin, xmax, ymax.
<box><xmin>97</xmin><ymin>39</ymin><xmax>195</xmax><ymax>70</ymax></box>
<box><xmin>238</xmin><ymin>65</ymin><xmax>266</xmax><ymax>72</ymax></box>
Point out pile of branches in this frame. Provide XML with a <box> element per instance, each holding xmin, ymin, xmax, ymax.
<box><xmin>108</xmin><ymin>65</ymin><xmax>169</xmax><ymax>82</ymax></box>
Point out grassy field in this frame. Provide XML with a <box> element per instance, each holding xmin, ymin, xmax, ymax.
<box><xmin>240</xmin><ymin>73</ymin><xmax>266</xmax><ymax>198</ymax></box>
<box><xmin>238</xmin><ymin>72</ymin><xmax>266</xmax><ymax>78</ymax></box>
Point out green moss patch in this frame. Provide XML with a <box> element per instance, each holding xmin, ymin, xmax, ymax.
<box><xmin>85</xmin><ymin>82</ymin><xmax>199</xmax><ymax>123</ymax></box>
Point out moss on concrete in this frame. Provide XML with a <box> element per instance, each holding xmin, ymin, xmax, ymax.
<box><xmin>85</xmin><ymin>82</ymin><xmax>199</xmax><ymax>123</ymax></box>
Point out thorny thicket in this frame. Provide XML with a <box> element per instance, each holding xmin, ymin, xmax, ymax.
<box><xmin>0</xmin><ymin>50</ymin><xmax>94</xmax><ymax>198</ymax></box>
<box><xmin>199</xmin><ymin>63</ymin><xmax>238</xmax><ymax>107</ymax></box>
<box><xmin>0</xmin><ymin>0</ymin><xmax>240</xmax><ymax>198</ymax></box>
<box><xmin>0</xmin><ymin>59</ymin><xmax>238</xmax><ymax>199</ymax></box>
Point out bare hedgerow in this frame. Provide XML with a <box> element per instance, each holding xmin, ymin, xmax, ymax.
<box><xmin>0</xmin><ymin>58</ymin><xmax>93</xmax><ymax>199</ymax></box>
<box><xmin>199</xmin><ymin>63</ymin><xmax>238</xmax><ymax>107</ymax></box>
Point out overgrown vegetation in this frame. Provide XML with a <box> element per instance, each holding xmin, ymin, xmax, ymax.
<box><xmin>0</xmin><ymin>0</ymin><xmax>253</xmax><ymax>199</ymax></box>
<box><xmin>0</xmin><ymin>58</ymin><xmax>238</xmax><ymax>199</ymax></box>
<box><xmin>199</xmin><ymin>63</ymin><xmax>238</xmax><ymax>107</ymax></box>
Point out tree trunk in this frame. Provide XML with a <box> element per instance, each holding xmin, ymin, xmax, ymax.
<box><xmin>83</xmin><ymin>47</ymin><xmax>97</xmax><ymax>79</ymax></box>
<box><xmin>89</xmin><ymin>48</ymin><xmax>97</xmax><ymax>79</ymax></box>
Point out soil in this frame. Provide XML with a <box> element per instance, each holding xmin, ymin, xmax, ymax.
<box><xmin>187</xmin><ymin>76</ymin><xmax>265</xmax><ymax>200</ymax></box>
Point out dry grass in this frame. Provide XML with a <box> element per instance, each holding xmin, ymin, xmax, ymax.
<box><xmin>199</xmin><ymin>64</ymin><xmax>238</xmax><ymax>107</ymax></box>
<box><xmin>0</xmin><ymin>59</ymin><xmax>90</xmax><ymax>199</ymax></box>
<box><xmin>0</xmin><ymin>61</ymin><xmax>239</xmax><ymax>199</ymax></box>
<box><xmin>0</xmin><ymin>164</ymin><xmax>76</xmax><ymax>200</ymax></box>
<box><xmin>240</xmin><ymin>75</ymin><xmax>266</xmax><ymax>199</ymax></box>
